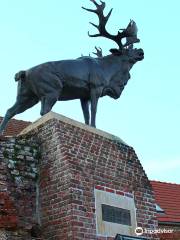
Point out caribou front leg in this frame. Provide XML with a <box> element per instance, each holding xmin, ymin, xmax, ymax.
<box><xmin>80</xmin><ymin>99</ymin><xmax>90</xmax><ymax>125</ymax></box>
<box><xmin>90</xmin><ymin>89</ymin><xmax>99</xmax><ymax>128</ymax></box>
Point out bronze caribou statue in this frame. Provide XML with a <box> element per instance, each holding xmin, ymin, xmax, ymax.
<box><xmin>0</xmin><ymin>0</ymin><xmax>144</xmax><ymax>134</ymax></box>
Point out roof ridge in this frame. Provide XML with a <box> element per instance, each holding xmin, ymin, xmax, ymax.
<box><xmin>11</xmin><ymin>118</ymin><xmax>32</xmax><ymax>124</ymax></box>
<box><xmin>0</xmin><ymin>116</ymin><xmax>31</xmax><ymax>137</ymax></box>
<box><xmin>0</xmin><ymin>116</ymin><xmax>31</xmax><ymax>124</ymax></box>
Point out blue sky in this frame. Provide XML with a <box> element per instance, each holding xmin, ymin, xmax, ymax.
<box><xmin>0</xmin><ymin>0</ymin><xmax>179</xmax><ymax>183</ymax></box>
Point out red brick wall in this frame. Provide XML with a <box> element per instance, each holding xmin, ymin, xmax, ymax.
<box><xmin>25</xmin><ymin>116</ymin><xmax>158</xmax><ymax>240</ymax></box>
<box><xmin>158</xmin><ymin>225</ymin><xmax>180</xmax><ymax>239</ymax></box>
<box><xmin>0</xmin><ymin>115</ymin><xmax>159</xmax><ymax>239</ymax></box>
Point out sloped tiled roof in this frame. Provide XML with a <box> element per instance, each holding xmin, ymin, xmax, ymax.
<box><xmin>151</xmin><ymin>180</ymin><xmax>180</xmax><ymax>223</ymax></box>
<box><xmin>0</xmin><ymin>116</ymin><xmax>31</xmax><ymax>137</ymax></box>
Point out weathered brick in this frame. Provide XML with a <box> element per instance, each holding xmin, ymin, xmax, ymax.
<box><xmin>0</xmin><ymin>115</ymin><xmax>159</xmax><ymax>240</ymax></box>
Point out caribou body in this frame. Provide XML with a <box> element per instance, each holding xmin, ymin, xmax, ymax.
<box><xmin>0</xmin><ymin>0</ymin><xmax>144</xmax><ymax>134</ymax></box>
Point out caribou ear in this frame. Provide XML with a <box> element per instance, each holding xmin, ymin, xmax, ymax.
<box><xmin>109</xmin><ymin>48</ymin><xmax>122</xmax><ymax>55</ymax></box>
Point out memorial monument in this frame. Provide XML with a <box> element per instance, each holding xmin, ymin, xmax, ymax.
<box><xmin>0</xmin><ymin>1</ymin><xmax>158</xmax><ymax>240</ymax></box>
<box><xmin>0</xmin><ymin>0</ymin><xmax>144</xmax><ymax>134</ymax></box>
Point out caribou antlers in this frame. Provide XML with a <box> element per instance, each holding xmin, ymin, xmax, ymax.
<box><xmin>82</xmin><ymin>0</ymin><xmax>140</xmax><ymax>51</ymax></box>
<box><xmin>93</xmin><ymin>46</ymin><xmax>103</xmax><ymax>57</ymax></box>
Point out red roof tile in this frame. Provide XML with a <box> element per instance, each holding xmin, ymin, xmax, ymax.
<box><xmin>151</xmin><ymin>180</ymin><xmax>180</xmax><ymax>223</ymax></box>
<box><xmin>0</xmin><ymin>116</ymin><xmax>31</xmax><ymax>137</ymax></box>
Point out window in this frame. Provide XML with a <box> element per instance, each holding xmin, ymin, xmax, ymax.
<box><xmin>155</xmin><ymin>204</ymin><xmax>165</xmax><ymax>213</ymax></box>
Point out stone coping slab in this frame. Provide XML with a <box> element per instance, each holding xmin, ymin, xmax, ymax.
<box><xmin>18</xmin><ymin>112</ymin><xmax>127</xmax><ymax>145</ymax></box>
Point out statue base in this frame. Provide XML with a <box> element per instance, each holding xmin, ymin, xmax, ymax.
<box><xmin>0</xmin><ymin>112</ymin><xmax>159</xmax><ymax>239</ymax></box>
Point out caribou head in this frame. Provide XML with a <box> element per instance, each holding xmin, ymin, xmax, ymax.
<box><xmin>82</xmin><ymin>0</ymin><xmax>144</xmax><ymax>61</ymax></box>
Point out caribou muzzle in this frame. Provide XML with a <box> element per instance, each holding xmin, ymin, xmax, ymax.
<box><xmin>136</xmin><ymin>49</ymin><xmax>144</xmax><ymax>61</ymax></box>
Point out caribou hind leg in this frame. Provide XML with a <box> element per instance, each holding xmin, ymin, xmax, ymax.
<box><xmin>0</xmin><ymin>96</ymin><xmax>38</xmax><ymax>135</ymax></box>
<box><xmin>40</xmin><ymin>93</ymin><xmax>59</xmax><ymax>116</ymax></box>
<box><xmin>80</xmin><ymin>99</ymin><xmax>90</xmax><ymax>125</ymax></box>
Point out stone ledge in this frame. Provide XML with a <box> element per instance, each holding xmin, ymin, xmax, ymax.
<box><xmin>18</xmin><ymin>111</ymin><xmax>127</xmax><ymax>145</ymax></box>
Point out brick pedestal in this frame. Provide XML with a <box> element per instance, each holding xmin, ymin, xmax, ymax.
<box><xmin>0</xmin><ymin>112</ymin><xmax>159</xmax><ymax>239</ymax></box>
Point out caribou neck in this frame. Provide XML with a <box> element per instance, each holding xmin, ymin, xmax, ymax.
<box><xmin>99</xmin><ymin>54</ymin><xmax>133</xmax><ymax>76</ymax></box>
